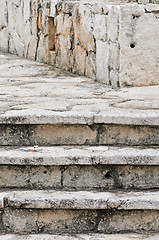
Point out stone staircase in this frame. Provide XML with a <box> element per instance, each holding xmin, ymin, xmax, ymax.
<box><xmin>0</xmin><ymin>52</ymin><xmax>159</xmax><ymax>239</ymax></box>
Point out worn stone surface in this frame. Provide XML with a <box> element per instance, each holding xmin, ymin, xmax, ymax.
<box><xmin>98</xmin><ymin>210</ymin><xmax>159</xmax><ymax>233</ymax></box>
<box><xmin>2</xmin><ymin>163</ymin><xmax>159</xmax><ymax>190</ymax></box>
<box><xmin>0</xmin><ymin>234</ymin><xmax>159</xmax><ymax>240</ymax></box>
<box><xmin>0</xmin><ymin>52</ymin><xmax>159</xmax><ymax>126</ymax></box>
<box><xmin>0</xmin><ymin>165</ymin><xmax>61</xmax><ymax>190</ymax></box>
<box><xmin>63</xmin><ymin>165</ymin><xmax>159</xmax><ymax>190</ymax></box>
<box><xmin>0</xmin><ymin>146</ymin><xmax>158</xmax><ymax>166</ymax></box>
<box><xmin>98</xmin><ymin>125</ymin><xmax>159</xmax><ymax>146</ymax></box>
<box><xmin>0</xmin><ymin>124</ymin><xmax>159</xmax><ymax>146</ymax></box>
<box><xmin>3</xmin><ymin>209</ymin><xmax>97</xmax><ymax>234</ymax></box>
<box><xmin>2</xmin><ymin>190</ymin><xmax>159</xmax><ymax>210</ymax></box>
<box><xmin>119</xmin><ymin>4</ymin><xmax>159</xmax><ymax>87</ymax></box>
<box><xmin>1</xmin><ymin>208</ymin><xmax>159</xmax><ymax>234</ymax></box>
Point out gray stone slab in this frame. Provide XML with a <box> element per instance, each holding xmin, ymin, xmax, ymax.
<box><xmin>0</xmin><ymin>146</ymin><xmax>158</xmax><ymax>166</ymax></box>
<box><xmin>4</xmin><ymin>190</ymin><xmax>159</xmax><ymax>210</ymax></box>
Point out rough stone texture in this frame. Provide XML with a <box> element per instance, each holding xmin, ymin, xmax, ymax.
<box><xmin>0</xmin><ymin>124</ymin><xmax>159</xmax><ymax>146</ymax></box>
<box><xmin>98</xmin><ymin>210</ymin><xmax>159</xmax><ymax>233</ymax></box>
<box><xmin>2</xmin><ymin>163</ymin><xmax>159</xmax><ymax>190</ymax></box>
<box><xmin>1</xmin><ymin>208</ymin><xmax>159</xmax><ymax>234</ymax></box>
<box><xmin>0</xmin><ymin>165</ymin><xmax>61</xmax><ymax>190</ymax></box>
<box><xmin>98</xmin><ymin>125</ymin><xmax>159</xmax><ymax>146</ymax></box>
<box><xmin>2</xmin><ymin>209</ymin><xmax>97</xmax><ymax>234</ymax></box>
<box><xmin>1</xmin><ymin>234</ymin><xmax>159</xmax><ymax>240</ymax></box>
<box><xmin>0</xmin><ymin>145</ymin><xmax>159</xmax><ymax>190</ymax></box>
<box><xmin>119</xmin><ymin>4</ymin><xmax>159</xmax><ymax>87</ymax></box>
<box><xmin>63</xmin><ymin>165</ymin><xmax>159</xmax><ymax>190</ymax></box>
<box><xmin>1</xmin><ymin>2</ymin><xmax>159</xmax><ymax>87</ymax></box>
<box><xmin>2</xmin><ymin>190</ymin><xmax>159</xmax><ymax>210</ymax></box>
<box><xmin>0</xmin><ymin>146</ymin><xmax>159</xmax><ymax>166</ymax></box>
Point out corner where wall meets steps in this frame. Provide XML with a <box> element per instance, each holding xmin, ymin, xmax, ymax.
<box><xmin>0</xmin><ymin>0</ymin><xmax>159</xmax><ymax>87</ymax></box>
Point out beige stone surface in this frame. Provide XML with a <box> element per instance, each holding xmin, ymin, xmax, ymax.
<box><xmin>96</xmin><ymin>40</ymin><xmax>109</xmax><ymax>84</ymax></box>
<box><xmin>119</xmin><ymin>4</ymin><xmax>159</xmax><ymax>87</ymax></box>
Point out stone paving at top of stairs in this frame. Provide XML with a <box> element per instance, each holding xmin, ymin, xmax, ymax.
<box><xmin>0</xmin><ymin>52</ymin><xmax>159</xmax><ymax>126</ymax></box>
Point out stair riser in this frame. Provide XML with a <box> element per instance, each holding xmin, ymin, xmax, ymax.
<box><xmin>1</xmin><ymin>165</ymin><xmax>159</xmax><ymax>190</ymax></box>
<box><xmin>1</xmin><ymin>209</ymin><xmax>159</xmax><ymax>234</ymax></box>
<box><xmin>0</xmin><ymin>124</ymin><xmax>159</xmax><ymax>146</ymax></box>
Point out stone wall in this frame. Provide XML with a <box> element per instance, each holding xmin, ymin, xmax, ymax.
<box><xmin>0</xmin><ymin>0</ymin><xmax>159</xmax><ymax>87</ymax></box>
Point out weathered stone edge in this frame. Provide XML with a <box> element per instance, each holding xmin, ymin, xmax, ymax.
<box><xmin>0</xmin><ymin>146</ymin><xmax>158</xmax><ymax>166</ymax></box>
<box><xmin>0</xmin><ymin>233</ymin><xmax>158</xmax><ymax>240</ymax></box>
<box><xmin>0</xmin><ymin>109</ymin><xmax>159</xmax><ymax>125</ymax></box>
<box><xmin>2</xmin><ymin>190</ymin><xmax>159</xmax><ymax>210</ymax></box>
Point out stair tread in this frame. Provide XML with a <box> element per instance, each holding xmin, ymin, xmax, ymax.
<box><xmin>0</xmin><ymin>146</ymin><xmax>158</xmax><ymax>166</ymax></box>
<box><xmin>0</xmin><ymin>234</ymin><xmax>158</xmax><ymax>240</ymax></box>
<box><xmin>1</xmin><ymin>189</ymin><xmax>159</xmax><ymax>210</ymax></box>
<box><xmin>1</xmin><ymin>108</ymin><xmax>159</xmax><ymax>126</ymax></box>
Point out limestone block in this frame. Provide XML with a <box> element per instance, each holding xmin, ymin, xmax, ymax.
<box><xmin>37</xmin><ymin>34</ymin><xmax>46</xmax><ymax>62</ymax></box>
<box><xmin>109</xmin><ymin>42</ymin><xmax>119</xmax><ymax>71</ymax></box>
<box><xmin>63</xmin><ymin>165</ymin><xmax>114</xmax><ymax>189</ymax></box>
<box><xmin>98</xmin><ymin>210</ymin><xmax>159</xmax><ymax>233</ymax></box>
<box><xmin>37</xmin><ymin>210</ymin><xmax>97</xmax><ymax>233</ymax></box>
<box><xmin>27</xmin><ymin>36</ymin><xmax>38</xmax><ymax>60</ymax></box>
<box><xmin>107</xmin><ymin>6</ymin><xmax>120</xmax><ymax>42</ymax></box>
<box><xmin>50</xmin><ymin>0</ymin><xmax>58</xmax><ymax>17</ymax></box>
<box><xmin>79</xmin><ymin>4</ymin><xmax>92</xmax><ymax>33</ymax></box>
<box><xmin>8</xmin><ymin>36</ymin><xmax>17</xmax><ymax>55</ymax></box>
<box><xmin>0</xmin><ymin>0</ymin><xmax>8</xmax><ymax>29</ymax></box>
<box><xmin>73</xmin><ymin>45</ymin><xmax>86</xmax><ymax>75</ymax></box>
<box><xmin>56</xmin><ymin>35</ymin><xmax>72</xmax><ymax>70</ymax></box>
<box><xmin>119</xmin><ymin>4</ymin><xmax>159</xmax><ymax>86</ymax></box>
<box><xmin>34</xmin><ymin>125</ymin><xmax>98</xmax><ymax>145</ymax></box>
<box><xmin>86</xmin><ymin>51</ymin><xmax>96</xmax><ymax>79</ymax></box>
<box><xmin>14</xmin><ymin>5</ymin><xmax>24</xmax><ymax>39</ymax></box>
<box><xmin>56</xmin><ymin>14</ymin><xmax>65</xmax><ymax>35</ymax></box>
<box><xmin>0</xmin><ymin>28</ymin><xmax>9</xmax><ymax>52</ymax></box>
<box><xmin>93</xmin><ymin>14</ymin><xmax>107</xmax><ymax>41</ymax></box>
<box><xmin>3</xmin><ymin>209</ymin><xmax>39</xmax><ymax>233</ymax></box>
<box><xmin>109</xmin><ymin>70</ymin><xmax>119</xmax><ymax>88</ymax></box>
<box><xmin>11</xmin><ymin>31</ymin><xmax>25</xmax><ymax>57</ymax></box>
<box><xmin>0</xmin><ymin>165</ymin><xmax>61</xmax><ymax>189</ymax></box>
<box><xmin>74</xmin><ymin>4</ymin><xmax>95</xmax><ymax>52</ymax></box>
<box><xmin>56</xmin><ymin>14</ymin><xmax>72</xmax><ymax>38</ymax></box>
<box><xmin>24</xmin><ymin>0</ymin><xmax>31</xmax><ymax>24</ymax></box>
<box><xmin>96</xmin><ymin>40</ymin><xmax>109</xmax><ymax>84</ymax></box>
<box><xmin>98</xmin><ymin>125</ymin><xmax>159</xmax><ymax>146</ymax></box>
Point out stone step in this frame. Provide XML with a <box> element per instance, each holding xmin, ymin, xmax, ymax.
<box><xmin>0</xmin><ymin>109</ymin><xmax>159</xmax><ymax>147</ymax></box>
<box><xmin>0</xmin><ymin>190</ymin><xmax>159</xmax><ymax>234</ymax></box>
<box><xmin>0</xmin><ymin>233</ymin><xmax>159</xmax><ymax>240</ymax></box>
<box><xmin>0</xmin><ymin>146</ymin><xmax>159</xmax><ymax>190</ymax></box>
